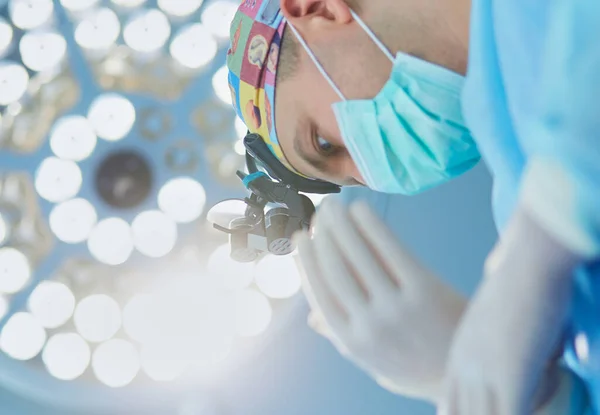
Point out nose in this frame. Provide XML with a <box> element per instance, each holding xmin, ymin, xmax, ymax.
<box><xmin>348</xmin><ymin>161</ymin><xmax>366</xmax><ymax>186</ymax></box>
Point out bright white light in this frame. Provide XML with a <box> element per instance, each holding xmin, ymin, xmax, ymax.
<box><xmin>141</xmin><ymin>344</ymin><xmax>186</xmax><ymax>382</ymax></box>
<box><xmin>75</xmin><ymin>8</ymin><xmax>120</xmax><ymax>51</ymax></box>
<box><xmin>50</xmin><ymin>116</ymin><xmax>97</xmax><ymax>161</ymax></box>
<box><xmin>20</xmin><ymin>31</ymin><xmax>67</xmax><ymax>72</ymax></box>
<box><xmin>92</xmin><ymin>339</ymin><xmax>140</xmax><ymax>388</ymax></box>
<box><xmin>305</xmin><ymin>193</ymin><xmax>329</xmax><ymax>207</ymax></box>
<box><xmin>122</xmin><ymin>294</ymin><xmax>153</xmax><ymax>343</ymax></box>
<box><xmin>0</xmin><ymin>62</ymin><xmax>29</xmax><ymax>105</ymax></box>
<box><xmin>170</xmin><ymin>24</ymin><xmax>217</xmax><ymax>70</ymax></box>
<box><xmin>202</xmin><ymin>1</ymin><xmax>238</xmax><ymax>39</ymax></box>
<box><xmin>235</xmin><ymin>290</ymin><xmax>272</xmax><ymax>337</ymax></box>
<box><xmin>158</xmin><ymin>178</ymin><xmax>206</xmax><ymax>223</ymax></box>
<box><xmin>158</xmin><ymin>0</ymin><xmax>203</xmax><ymax>17</ymax></box>
<box><xmin>43</xmin><ymin>333</ymin><xmax>90</xmax><ymax>380</ymax></box>
<box><xmin>74</xmin><ymin>294</ymin><xmax>122</xmax><ymax>343</ymax></box>
<box><xmin>60</xmin><ymin>0</ymin><xmax>100</xmax><ymax>12</ymax></box>
<box><xmin>255</xmin><ymin>255</ymin><xmax>302</xmax><ymax>299</ymax></box>
<box><xmin>50</xmin><ymin>199</ymin><xmax>98</xmax><ymax>244</ymax></box>
<box><xmin>0</xmin><ymin>296</ymin><xmax>7</xmax><ymax>320</ymax></box>
<box><xmin>88</xmin><ymin>94</ymin><xmax>136</xmax><ymax>141</ymax></box>
<box><xmin>0</xmin><ymin>247</ymin><xmax>30</xmax><ymax>294</ymax></box>
<box><xmin>131</xmin><ymin>211</ymin><xmax>177</xmax><ymax>258</ymax></box>
<box><xmin>234</xmin><ymin>139</ymin><xmax>245</xmax><ymax>156</ymax></box>
<box><xmin>87</xmin><ymin>218</ymin><xmax>134</xmax><ymax>266</ymax></box>
<box><xmin>212</xmin><ymin>66</ymin><xmax>230</xmax><ymax>105</ymax></box>
<box><xmin>208</xmin><ymin>244</ymin><xmax>254</xmax><ymax>291</ymax></box>
<box><xmin>111</xmin><ymin>0</ymin><xmax>147</xmax><ymax>7</ymax></box>
<box><xmin>28</xmin><ymin>281</ymin><xmax>75</xmax><ymax>329</ymax></box>
<box><xmin>35</xmin><ymin>157</ymin><xmax>82</xmax><ymax>203</ymax></box>
<box><xmin>123</xmin><ymin>9</ymin><xmax>171</xmax><ymax>53</ymax></box>
<box><xmin>9</xmin><ymin>0</ymin><xmax>54</xmax><ymax>30</ymax></box>
<box><xmin>0</xmin><ymin>213</ymin><xmax>7</xmax><ymax>245</ymax></box>
<box><xmin>0</xmin><ymin>312</ymin><xmax>46</xmax><ymax>360</ymax></box>
<box><xmin>0</xmin><ymin>18</ymin><xmax>14</xmax><ymax>56</ymax></box>
<box><xmin>235</xmin><ymin>117</ymin><xmax>246</xmax><ymax>138</ymax></box>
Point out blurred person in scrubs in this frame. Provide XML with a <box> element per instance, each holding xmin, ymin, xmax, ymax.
<box><xmin>226</xmin><ymin>0</ymin><xmax>600</xmax><ymax>413</ymax></box>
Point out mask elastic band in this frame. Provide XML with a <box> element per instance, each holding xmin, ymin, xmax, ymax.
<box><xmin>349</xmin><ymin>10</ymin><xmax>394</xmax><ymax>62</ymax></box>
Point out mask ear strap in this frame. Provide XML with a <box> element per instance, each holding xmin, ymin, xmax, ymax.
<box><xmin>285</xmin><ymin>21</ymin><xmax>346</xmax><ymax>101</ymax></box>
<box><xmin>349</xmin><ymin>10</ymin><xmax>394</xmax><ymax>62</ymax></box>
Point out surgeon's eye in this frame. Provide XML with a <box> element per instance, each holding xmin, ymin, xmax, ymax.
<box><xmin>316</xmin><ymin>136</ymin><xmax>335</xmax><ymax>155</ymax></box>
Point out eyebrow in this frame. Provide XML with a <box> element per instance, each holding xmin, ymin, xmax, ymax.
<box><xmin>293</xmin><ymin>124</ymin><xmax>329</xmax><ymax>175</ymax></box>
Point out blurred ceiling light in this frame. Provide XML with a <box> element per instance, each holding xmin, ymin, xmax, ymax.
<box><xmin>201</xmin><ymin>1</ymin><xmax>238</xmax><ymax>39</ymax></box>
<box><xmin>50</xmin><ymin>115</ymin><xmax>97</xmax><ymax>161</ymax></box>
<box><xmin>35</xmin><ymin>157</ymin><xmax>82</xmax><ymax>203</ymax></box>
<box><xmin>122</xmin><ymin>294</ymin><xmax>152</xmax><ymax>343</ymax></box>
<box><xmin>50</xmin><ymin>198</ymin><xmax>98</xmax><ymax>244</ymax></box>
<box><xmin>87</xmin><ymin>218</ymin><xmax>134</xmax><ymax>266</ymax></box>
<box><xmin>28</xmin><ymin>281</ymin><xmax>76</xmax><ymax>329</ymax></box>
<box><xmin>110</xmin><ymin>0</ymin><xmax>147</xmax><ymax>7</ymax></box>
<box><xmin>123</xmin><ymin>9</ymin><xmax>171</xmax><ymax>54</ymax></box>
<box><xmin>74</xmin><ymin>294</ymin><xmax>122</xmax><ymax>343</ymax></box>
<box><xmin>141</xmin><ymin>343</ymin><xmax>186</xmax><ymax>382</ymax></box>
<box><xmin>158</xmin><ymin>177</ymin><xmax>206</xmax><ymax>223</ymax></box>
<box><xmin>75</xmin><ymin>8</ymin><xmax>121</xmax><ymax>51</ymax></box>
<box><xmin>0</xmin><ymin>18</ymin><xmax>14</xmax><ymax>57</ymax></box>
<box><xmin>42</xmin><ymin>333</ymin><xmax>90</xmax><ymax>381</ymax></box>
<box><xmin>0</xmin><ymin>247</ymin><xmax>31</xmax><ymax>294</ymax></box>
<box><xmin>0</xmin><ymin>312</ymin><xmax>46</xmax><ymax>361</ymax></box>
<box><xmin>0</xmin><ymin>213</ymin><xmax>7</xmax><ymax>246</ymax></box>
<box><xmin>158</xmin><ymin>0</ymin><xmax>203</xmax><ymax>17</ymax></box>
<box><xmin>0</xmin><ymin>62</ymin><xmax>29</xmax><ymax>105</ymax></box>
<box><xmin>87</xmin><ymin>94</ymin><xmax>136</xmax><ymax>142</ymax></box>
<box><xmin>255</xmin><ymin>255</ymin><xmax>301</xmax><ymax>299</ymax></box>
<box><xmin>131</xmin><ymin>210</ymin><xmax>177</xmax><ymax>258</ymax></box>
<box><xmin>60</xmin><ymin>0</ymin><xmax>100</xmax><ymax>12</ymax></box>
<box><xmin>169</xmin><ymin>24</ymin><xmax>217</xmax><ymax>70</ymax></box>
<box><xmin>92</xmin><ymin>339</ymin><xmax>140</xmax><ymax>388</ymax></box>
<box><xmin>20</xmin><ymin>31</ymin><xmax>67</xmax><ymax>73</ymax></box>
<box><xmin>9</xmin><ymin>0</ymin><xmax>54</xmax><ymax>30</ymax></box>
<box><xmin>234</xmin><ymin>117</ymin><xmax>246</xmax><ymax>139</ymax></box>
<box><xmin>0</xmin><ymin>295</ymin><xmax>7</xmax><ymax>321</ymax></box>
<box><xmin>212</xmin><ymin>66</ymin><xmax>230</xmax><ymax>105</ymax></box>
<box><xmin>207</xmin><ymin>244</ymin><xmax>254</xmax><ymax>291</ymax></box>
<box><xmin>235</xmin><ymin>289</ymin><xmax>272</xmax><ymax>337</ymax></box>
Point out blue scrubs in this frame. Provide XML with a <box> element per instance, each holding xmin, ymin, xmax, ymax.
<box><xmin>462</xmin><ymin>0</ymin><xmax>600</xmax><ymax>412</ymax></box>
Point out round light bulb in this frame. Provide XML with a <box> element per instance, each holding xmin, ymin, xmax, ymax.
<box><xmin>28</xmin><ymin>281</ymin><xmax>75</xmax><ymax>329</ymax></box>
<box><xmin>212</xmin><ymin>66</ymin><xmax>230</xmax><ymax>105</ymax></box>
<box><xmin>0</xmin><ymin>312</ymin><xmax>46</xmax><ymax>360</ymax></box>
<box><xmin>43</xmin><ymin>333</ymin><xmax>91</xmax><ymax>380</ymax></box>
<box><xmin>170</xmin><ymin>24</ymin><xmax>217</xmax><ymax>70</ymax></box>
<box><xmin>0</xmin><ymin>62</ymin><xmax>29</xmax><ymax>105</ymax></box>
<box><xmin>50</xmin><ymin>199</ymin><xmax>98</xmax><ymax>244</ymax></box>
<box><xmin>35</xmin><ymin>157</ymin><xmax>82</xmax><ymax>203</ymax></box>
<box><xmin>123</xmin><ymin>9</ymin><xmax>171</xmax><ymax>53</ymax></box>
<box><xmin>75</xmin><ymin>8</ymin><xmax>120</xmax><ymax>51</ymax></box>
<box><xmin>88</xmin><ymin>94</ymin><xmax>136</xmax><ymax>141</ymax></box>
<box><xmin>74</xmin><ymin>294</ymin><xmax>122</xmax><ymax>343</ymax></box>
<box><xmin>0</xmin><ymin>18</ymin><xmax>14</xmax><ymax>56</ymax></box>
<box><xmin>50</xmin><ymin>115</ymin><xmax>97</xmax><ymax>161</ymax></box>
<box><xmin>110</xmin><ymin>0</ymin><xmax>147</xmax><ymax>7</ymax></box>
<box><xmin>87</xmin><ymin>218</ymin><xmax>134</xmax><ymax>266</ymax></box>
<box><xmin>132</xmin><ymin>211</ymin><xmax>178</xmax><ymax>258</ymax></box>
<box><xmin>9</xmin><ymin>0</ymin><xmax>54</xmax><ymax>30</ymax></box>
<box><xmin>60</xmin><ymin>0</ymin><xmax>100</xmax><ymax>12</ymax></box>
<box><xmin>255</xmin><ymin>255</ymin><xmax>302</xmax><ymax>299</ymax></box>
<box><xmin>92</xmin><ymin>339</ymin><xmax>140</xmax><ymax>388</ymax></box>
<box><xmin>0</xmin><ymin>247</ymin><xmax>30</xmax><ymax>294</ymax></box>
<box><xmin>158</xmin><ymin>0</ymin><xmax>203</xmax><ymax>17</ymax></box>
<box><xmin>201</xmin><ymin>1</ymin><xmax>238</xmax><ymax>39</ymax></box>
<box><xmin>20</xmin><ymin>31</ymin><xmax>67</xmax><ymax>72</ymax></box>
<box><xmin>122</xmin><ymin>294</ymin><xmax>153</xmax><ymax>343</ymax></box>
<box><xmin>158</xmin><ymin>178</ymin><xmax>206</xmax><ymax>223</ymax></box>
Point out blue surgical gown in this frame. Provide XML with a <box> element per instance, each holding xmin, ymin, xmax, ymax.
<box><xmin>462</xmin><ymin>0</ymin><xmax>600</xmax><ymax>412</ymax></box>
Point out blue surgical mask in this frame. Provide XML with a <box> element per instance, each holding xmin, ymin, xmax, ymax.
<box><xmin>287</xmin><ymin>12</ymin><xmax>480</xmax><ymax>195</ymax></box>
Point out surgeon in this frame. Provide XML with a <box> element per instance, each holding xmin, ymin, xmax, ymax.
<box><xmin>225</xmin><ymin>0</ymin><xmax>600</xmax><ymax>413</ymax></box>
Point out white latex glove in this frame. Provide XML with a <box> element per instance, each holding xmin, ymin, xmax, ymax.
<box><xmin>294</xmin><ymin>199</ymin><xmax>467</xmax><ymax>403</ymax></box>
<box><xmin>439</xmin><ymin>207</ymin><xmax>581</xmax><ymax>415</ymax></box>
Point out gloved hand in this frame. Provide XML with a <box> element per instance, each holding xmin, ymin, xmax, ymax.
<box><xmin>438</xmin><ymin>206</ymin><xmax>581</xmax><ymax>415</ymax></box>
<box><xmin>294</xmin><ymin>199</ymin><xmax>467</xmax><ymax>403</ymax></box>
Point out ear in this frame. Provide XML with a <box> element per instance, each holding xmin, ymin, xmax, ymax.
<box><xmin>280</xmin><ymin>0</ymin><xmax>352</xmax><ymax>30</ymax></box>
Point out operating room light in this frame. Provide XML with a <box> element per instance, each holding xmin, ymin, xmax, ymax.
<box><xmin>158</xmin><ymin>177</ymin><xmax>206</xmax><ymax>223</ymax></box>
<box><xmin>157</xmin><ymin>0</ymin><xmax>203</xmax><ymax>17</ymax></box>
<box><xmin>50</xmin><ymin>116</ymin><xmax>97</xmax><ymax>161</ymax></box>
<box><xmin>0</xmin><ymin>18</ymin><xmax>14</xmax><ymax>56</ymax></box>
<box><xmin>74</xmin><ymin>294</ymin><xmax>122</xmax><ymax>343</ymax></box>
<box><xmin>74</xmin><ymin>8</ymin><xmax>121</xmax><ymax>51</ymax></box>
<box><xmin>28</xmin><ymin>281</ymin><xmax>75</xmax><ymax>329</ymax></box>
<box><xmin>92</xmin><ymin>339</ymin><xmax>140</xmax><ymax>388</ymax></box>
<box><xmin>19</xmin><ymin>31</ymin><xmax>67</xmax><ymax>73</ymax></box>
<box><xmin>122</xmin><ymin>294</ymin><xmax>152</xmax><ymax>343</ymax></box>
<box><xmin>0</xmin><ymin>62</ymin><xmax>29</xmax><ymax>105</ymax></box>
<box><xmin>201</xmin><ymin>1</ymin><xmax>238</xmax><ymax>39</ymax></box>
<box><xmin>0</xmin><ymin>247</ymin><xmax>31</xmax><ymax>294</ymax></box>
<box><xmin>170</xmin><ymin>24</ymin><xmax>217</xmax><ymax>70</ymax></box>
<box><xmin>35</xmin><ymin>157</ymin><xmax>83</xmax><ymax>203</ymax></box>
<box><xmin>42</xmin><ymin>333</ymin><xmax>91</xmax><ymax>381</ymax></box>
<box><xmin>9</xmin><ymin>0</ymin><xmax>54</xmax><ymax>30</ymax></box>
<box><xmin>123</xmin><ymin>9</ymin><xmax>171</xmax><ymax>54</ymax></box>
<box><xmin>212</xmin><ymin>66</ymin><xmax>230</xmax><ymax>105</ymax></box>
<box><xmin>60</xmin><ymin>0</ymin><xmax>100</xmax><ymax>12</ymax></box>
<box><xmin>50</xmin><ymin>198</ymin><xmax>98</xmax><ymax>244</ymax></box>
<box><xmin>131</xmin><ymin>210</ymin><xmax>178</xmax><ymax>258</ymax></box>
<box><xmin>0</xmin><ymin>213</ymin><xmax>7</xmax><ymax>246</ymax></box>
<box><xmin>87</xmin><ymin>218</ymin><xmax>134</xmax><ymax>266</ymax></box>
<box><xmin>87</xmin><ymin>94</ymin><xmax>136</xmax><ymax>142</ymax></box>
<box><xmin>255</xmin><ymin>255</ymin><xmax>302</xmax><ymax>299</ymax></box>
<box><xmin>235</xmin><ymin>290</ymin><xmax>272</xmax><ymax>337</ymax></box>
<box><xmin>207</xmin><ymin>244</ymin><xmax>254</xmax><ymax>291</ymax></box>
<box><xmin>0</xmin><ymin>312</ymin><xmax>46</xmax><ymax>361</ymax></box>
